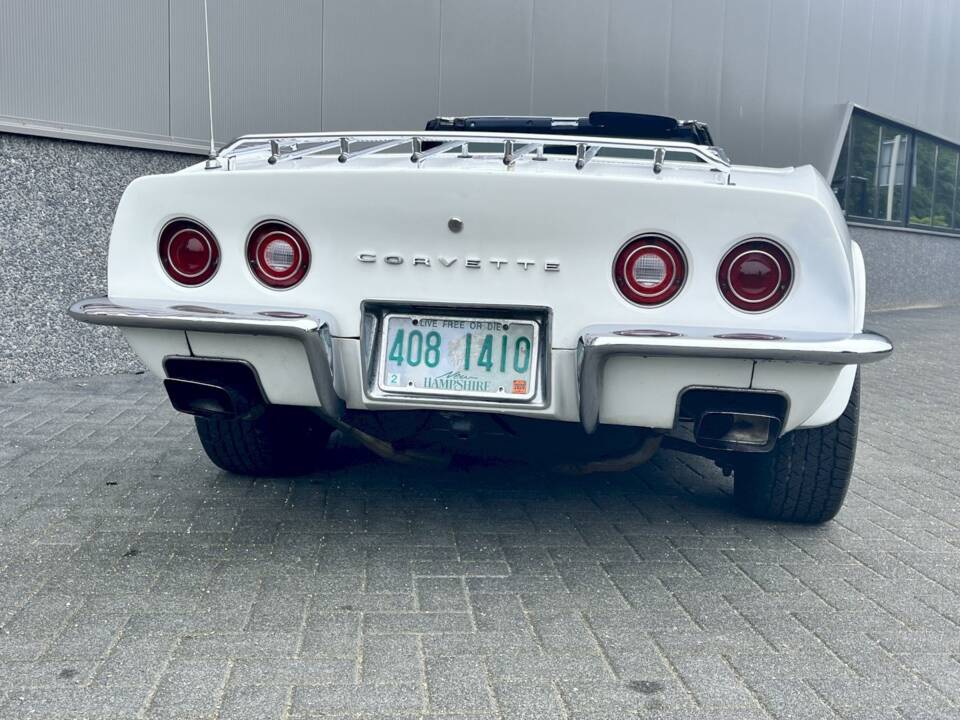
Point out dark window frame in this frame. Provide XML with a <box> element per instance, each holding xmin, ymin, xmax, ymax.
<box><xmin>833</xmin><ymin>108</ymin><xmax>960</xmax><ymax>237</ymax></box>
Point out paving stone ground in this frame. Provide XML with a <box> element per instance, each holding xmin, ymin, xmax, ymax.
<box><xmin>0</xmin><ymin>305</ymin><xmax>958</xmax><ymax>720</ymax></box>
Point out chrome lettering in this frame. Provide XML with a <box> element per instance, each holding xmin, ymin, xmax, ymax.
<box><xmin>355</xmin><ymin>252</ymin><xmax>558</xmax><ymax>272</ymax></box>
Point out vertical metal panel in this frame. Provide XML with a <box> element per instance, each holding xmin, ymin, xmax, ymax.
<box><xmin>322</xmin><ymin>0</ymin><xmax>441</xmax><ymax>131</ymax></box>
<box><xmin>167</xmin><ymin>0</ymin><xmax>207</xmax><ymax>143</ymax></box>
<box><xmin>438</xmin><ymin>0</ymin><xmax>534</xmax><ymax>116</ymax></box>
<box><xmin>892</xmin><ymin>0</ymin><xmax>927</xmax><ymax>127</ymax></box>
<box><xmin>944</xmin><ymin>3</ymin><xmax>960</xmax><ymax>138</ymax></box>
<box><xmin>837</xmin><ymin>0</ymin><xmax>875</xmax><ymax>108</ymax></box>
<box><xmin>716</xmin><ymin>0</ymin><xmax>770</xmax><ymax>167</ymax></box>
<box><xmin>867</xmin><ymin>0</ymin><xmax>904</xmax><ymax>120</ymax></box>
<box><xmin>529</xmin><ymin>0</ymin><xmax>609</xmax><ymax>115</ymax></box>
<box><xmin>169</xmin><ymin>0</ymin><xmax>324</xmax><ymax>145</ymax></box>
<box><xmin>0</xmin><ymin>0</ymin><xmax>168</xmax><ymax>136</ymax></box>
<box><xmin>800</xmin><ymin>0</ymin><xmax>844</xmax><ymax>172</ymax></box>
<box><xmin>918</xmin><ymin>0</ymin><xmax>951</xmax><ymax>135</ymax></box>
<box><xmin>605</xmin><ymin>0</ymin><xmax>672</xmax><ymax>114</ymax></box>
<box><xmin>759</xmin><ymin>0</ymin><xmax>808</xmax><ymax>168</ymax></box>
<box><xmin>666</xmin><ymin>0</ymin><xmax>725</xmax><ymax>123</ymax></box>
<box><xmin>1</xmin><ymin>0</ymin><xmax>959</xmax><ymax>176</ymax></box>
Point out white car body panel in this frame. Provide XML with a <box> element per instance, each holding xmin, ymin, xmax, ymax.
<box><xmin>109</xmin><ymin>158</ymin><xmax>859</xmax><ymax>347</ymax></box>
<box><xmin>82</xmin><ymin>133</ymin><xmax>888</xmax><ymax>438</ymax></box>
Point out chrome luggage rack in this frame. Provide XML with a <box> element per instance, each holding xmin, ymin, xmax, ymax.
<box><xmin>213</xmin><ymin>131</ymin><xmax>732</xmax><ymax>179</ymax></box>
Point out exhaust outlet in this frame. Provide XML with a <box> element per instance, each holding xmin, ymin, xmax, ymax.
<box><xmin>163</xmin><ymin>378</ymin><xmax>240</xmax><ymax>417</ymax></box>
<box><xmin>162</xmin><ymin>356</ymin><xmax>266</xmax><ymax>418</ymax></box>
<box><xmin>678</xmin><ymin>388</ymin><xmax>788</xmax><ymax>453</ymax></box>
<box><xmin>695</xmin><ymin>411</ymin><xmax>782</xmax><ymax>452</ymax></box>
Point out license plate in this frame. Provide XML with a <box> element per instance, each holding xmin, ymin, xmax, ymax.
<box><xmin>377</xmin><ymin>314</ymin><xmax>539</xmax><ymax>401</ymax></box>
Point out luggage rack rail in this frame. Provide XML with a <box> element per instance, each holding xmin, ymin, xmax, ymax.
<box><xmin>214</xmin><ymin>131</ymin><xmax>732</xmax><ymax>177</ymax></box>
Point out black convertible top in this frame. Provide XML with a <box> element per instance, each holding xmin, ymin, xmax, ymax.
<box><xmin>425</xmin><ymin>111</ymin><xmax>715</xmax><ymax>146</ymax></box>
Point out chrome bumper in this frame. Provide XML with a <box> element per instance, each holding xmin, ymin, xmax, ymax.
<box><xmin>70</xmin><ymin>298</ymin><xmax>893</xmax><ymax>435</ymax></box>
<box><xmin>577</xmin><ymin>324</ymin><xmax>893</xmax><ymax>434</ymax></box>
<box><xmin>68</xmin><ymin>297</ymin><xmax>344</xmax><ymax>419</ymax></box>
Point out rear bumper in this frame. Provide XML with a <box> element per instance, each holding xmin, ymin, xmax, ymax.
<box><xmin>577</xmin><ymin>324</ymin><xmax>892</xmax><ymax>432</ymax></box>
<box><xmin>70</xmin><ymin>297</ymin><xmax>892</xmax><ymax>434</ymax></box>
<box><xmin>68</xmin><ymin>297</ymin><xmax>344</xmax><ymax>419</ymax></box>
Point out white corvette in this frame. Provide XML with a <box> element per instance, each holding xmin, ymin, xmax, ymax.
<box><xmin>71</xmin><ymin>113</ymin><xmax>892</xmax><ymax>523</ymax></box>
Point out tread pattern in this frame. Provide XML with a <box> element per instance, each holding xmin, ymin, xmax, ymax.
<box><xmin>734</xmin><ymin>374</ymin><xmax>860</xmax><ymax>523</ymax></box>
<box><xmin>195</xmin><ymin>408</ymin><xmax>332</xmax><ymax>476</ymax></box>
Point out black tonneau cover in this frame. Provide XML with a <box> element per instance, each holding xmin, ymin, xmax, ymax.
<box><xmin>425</xmin><ymin>111</ymin><xmax>715</xmax><ymax>146</ymax></box>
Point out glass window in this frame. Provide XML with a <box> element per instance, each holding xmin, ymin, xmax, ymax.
<box><xmin>933</xmin><ymin>145</ymin><xmax>958</xmax><ymax>229</ymax></box>
<box><xmin>842</xmin><ymin>114</ymin><xmax>907</xmax><ymax>222</ymax></box>
<box><xmin>878</xmin><ymin>127</ymin><xmax>908</xmax><ymax>222</ymax></box>
<box><xmin>832</xmin><ymin>109</ymin><xmax>960</xmax><ymax>235</ymax></box>
<box><xmin>844</xmin><ymin>114</ymin><xmax>881</xmax><ymax>219</ymax></box>
<box><xmin>955</xmin><ymin>170</ymin><xmax>960</xmax><ymax>230</ymax></box>
<box><xmin>831</xmin><ymin>134</ymin><xmax>848</xmax><ymax>207</ymax></box>
<box><xmin>910</xmin><ymin>136</ymin><xmax>936</xmax><ymax>226</ymax></box>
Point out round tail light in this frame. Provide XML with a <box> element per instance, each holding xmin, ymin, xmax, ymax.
<box><xmin>718</xmin><ymin>239</ymin><xmax>793</xmax><ymax>312</ymax></box>
<box><xmin>613</xmin><ymin>235</ymin><xmax>686</xmax><ymax>306</ymax></box>
<box><xmin>247</xmin><ymin>221</ymin><xmax>310</xmax><ymax>289</ymax></box>
<box><xmin>159</xmin><ymin>219</ymin><xmax>219</xmax><ymax>286</ymax></box>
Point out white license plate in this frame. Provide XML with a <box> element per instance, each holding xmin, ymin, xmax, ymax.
<box><xmin>377</xmin><ymin>314</ymin><xmax>539</xmax><ymax>401</ymax></box>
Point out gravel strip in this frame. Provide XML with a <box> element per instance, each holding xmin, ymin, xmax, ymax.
<box><xmin>0</xmin><ymin>132</ymin><xmax>195</xmax><ymax>383</ymax></box>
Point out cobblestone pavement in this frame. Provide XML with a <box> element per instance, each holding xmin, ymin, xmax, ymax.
<box><xmin>0</xmin><ymin>306</ymin><xmax>958</xmax><ymax>720</ymax></box>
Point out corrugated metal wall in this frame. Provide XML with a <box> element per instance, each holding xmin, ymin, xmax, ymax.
<box><xmin>2</xmin><ymin>0</ymin><xmax>959</xmax><ymax>175</ymax></box>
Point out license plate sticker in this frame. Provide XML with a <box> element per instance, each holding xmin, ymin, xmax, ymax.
<box><xmin>377</xmin><ymin>314</ymin><xmax>539</xmax><ymax>401</ymax></box>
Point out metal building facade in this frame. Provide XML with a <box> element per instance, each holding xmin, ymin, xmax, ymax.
<box><xmin>2</xmin><ymin>0</ymin><xmax>959</xmax><ymax>176</ymax></box>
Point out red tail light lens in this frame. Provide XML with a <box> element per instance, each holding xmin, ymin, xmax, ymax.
<box><xmin>718</xmin><ymin>239</ymin><xmax>792</xmax><ymax>312</ymax></box>
<box><xmin>613</xmin><ymin>235</ymin><xmax>687</xmax><ymax>306</ymax></box>
<box><xmin>247</xmin><ymin>221</ymin><xmax>310</xmax><ymax>289</ymax></box>
<box><xmin>159</xmin><ymin>219</ymin><xmax>219</xmax><ymax>286</ymax></box>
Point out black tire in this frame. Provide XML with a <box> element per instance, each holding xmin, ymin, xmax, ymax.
<box><xmin>195</xmin><ymin>407</ymin><xmax>333</xmax><ymax>476</ymax></box>
<box><xmin>733</xmin><ymin>373</ymin><xmax>860</xmax><ymax>523</ymax></box>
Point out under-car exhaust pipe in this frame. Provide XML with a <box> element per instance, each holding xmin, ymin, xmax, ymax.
<box><xmin>555</xmin><ymin>434</ymin><xmax>661</xmax><ymax>474</ymax></box>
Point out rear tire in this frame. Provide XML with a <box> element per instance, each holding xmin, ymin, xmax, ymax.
<box><xmin>195</xmin><ymin>407</ymin><xmax>333</xmax><ymax>476</ymax></box>
<box><xmin>733</xmin><ymin>374</ymin><xmax>860</xmax><ymax>523</ymax></box>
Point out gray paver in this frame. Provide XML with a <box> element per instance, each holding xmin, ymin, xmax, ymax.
<box><xmin>217</xmin><ymin>684</ymin><xmax>287</xmax><ymax>720</ymax></box>
<box><xmin>0</xmin><ymin>306</ymin><xmax>958</xmax><ymax>719</ymax></box>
